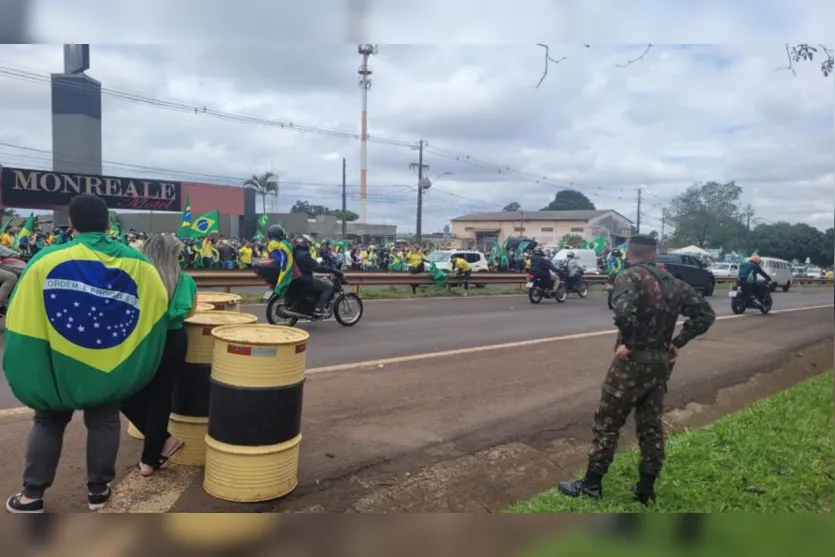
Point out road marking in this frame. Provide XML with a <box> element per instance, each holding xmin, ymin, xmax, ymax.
<box><xmin>0</xmin><ymin>304</ymin><xmax>831</xmax><ymax>420</ymax></box>
<box><xmin>305</xmin><ymin>304</ymin><xmax>834</xmax><ymax>375</ymax></box>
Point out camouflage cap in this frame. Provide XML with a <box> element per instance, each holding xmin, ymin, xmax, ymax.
<box><xmin>630</xmin><ymin>234</ymin><xmax>657</xmax><ymax>247</ymax></box>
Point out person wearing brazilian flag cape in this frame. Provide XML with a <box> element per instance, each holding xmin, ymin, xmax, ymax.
<box><xmin>4</xmin><ymin>195</ymin><xmax>169</xmax><ymax>514</ymax></box>
<box><xmin>266</xmin><ymin>224</ymin><xmax>295</xmax><ymax>297</ymax></box>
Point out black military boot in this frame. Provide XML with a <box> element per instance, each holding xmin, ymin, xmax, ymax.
<box><xmin>558</xmin><ymin>472</ymin><xmax>603</xmax><ymax>499</ymax></box>
<box><xmin>632</xmin><ymin>473</ymin><xmax>657</xmax><ymax>505</ymax></box>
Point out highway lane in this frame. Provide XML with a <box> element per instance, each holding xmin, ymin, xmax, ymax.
<box><xmin>239</xmin><ymin>288</ymin><xmax>835</xmax><ymax>369</ymax></box>
<box><xmin>0</xmin><ymin>288</ymin><xmax>831</xmax><ymax>410</ymax></box>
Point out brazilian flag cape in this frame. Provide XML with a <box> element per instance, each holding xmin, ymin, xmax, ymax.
<box><xmin>3</xmin><ymin>233</ymin><xmax>169</xmax><ymax>411</ymax></box>
<box><xmin>267</xmin><ymin>239</ymin><xmax>294</xmax><ymax>296</ymax></box>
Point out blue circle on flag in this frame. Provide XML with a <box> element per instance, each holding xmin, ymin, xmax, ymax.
<box><xmin>43</xmin><ymin>260</ymin><xmax>141</xmax><ymax>350</ymax></box>
<box><xmin>196</xmin><ymin>220</ymin><xmax>209</xmax><ymax>231</ymax></box>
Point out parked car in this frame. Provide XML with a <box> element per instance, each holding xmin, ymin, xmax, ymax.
<box><xmin>552</xmin><ymin>248</ymin><xmax>601</xmax><ymax>275</ymax></box>
<box><xmin>709</xmin><ymin>262</ymin><xmax>739</xmax><ymax>278</ymax></box>
<box><xmin>656</xmin><ymin>253</ymin><xmax>716</xmax><ymax>296</ymax></box>
<box><xmin>426</xmin><ymin>249</ymin><xmax>490</xmax><ymax>287</ymax></box>
<box><xmin>805</xmin><ymin>267</ymin><xmax>823</xmax><ymax>279</ymax></box>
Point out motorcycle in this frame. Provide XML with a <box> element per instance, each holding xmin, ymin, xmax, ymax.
<box><xmin>254</xmin><ymin>259</ymin><xmax>364</xmax><ymax>327</ymax></box>
<box><xmin>730</xmin><ymin>280</ymin><xmax>772</xmax><ymax>315</ymax></box>
<box><xmin>0</xmin><ymin>247</ymin><xmax>26</xmax><ymax>317</ymax></box>
<box><xmin>556</xmin><ymin>266</ymin><xmax>589</xmax><ymax>298</ymax></box>
<box><xmin>527</xmin><ymin>272</ymin><xmax>568</xmax><ymax>304</ymax></box>
<box><xmin>605</xmin><ymin>277</ymin><xmax>615</xmax><ymax>309</ymax></box>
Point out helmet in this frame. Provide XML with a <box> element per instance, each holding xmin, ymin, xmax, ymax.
<box><xmin>610</xmin><ymin>249</ymin><xmax>621</xmax><ymax>258</ymax></box>
<box><xmin>750</xmin><ymin>255</ymin><xmax>761</xmax><ymax>264</ymax></box>
<box><xmin>566</xmin><ymin>251</ymin><xmax>575</xmax><ymax>259</ymax></box>
<box><xmin>532</xmin><ymin>246</ymin><xmax>544</xmax><ymax>256</ymax></box>
<box><xmin>267</xmin><ymin>224</ymin><xmax>286</xmax><ymax>241</ymax></box>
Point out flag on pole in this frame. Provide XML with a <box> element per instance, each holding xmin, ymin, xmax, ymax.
<box><xmin>258</xmin><ymin>213</ymin><xmax>269</xmax><ymax>228</ymax></box>
<box><xmin>17</xmin><ymin>213</ymin><xmax>36</xmax><ymax>239</ymax></box>
<box><xmin>177</xmin><ymin>196</ymin><xmax>193</xmax><ymax>239</ymax></box>
<box><xmin>583</xmin><ymin>235</ymin><xmax>608</xmax><ymax>254</ymax></box>
<box><xmin>189</xmin><ymin>210</ymin><xmax>220</xmax><ymax>238</ymax></box>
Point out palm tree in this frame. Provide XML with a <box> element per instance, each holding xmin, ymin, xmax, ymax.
<box><xmin>243</xmin><ymin>172</ymin><xmax>279</xmax><ymax>214</ymax></box>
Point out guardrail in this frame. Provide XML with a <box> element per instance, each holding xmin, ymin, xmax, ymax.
<box><xmin>188</xmin><ymin>269</ymin><xmax>834</xmax><ymax>291</ymax></box>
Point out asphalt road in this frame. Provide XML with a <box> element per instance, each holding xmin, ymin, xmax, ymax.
<box><xmin>0</xmin><ymin>288</ymin><xmax>832</xmax><ymax>410</ymax></box>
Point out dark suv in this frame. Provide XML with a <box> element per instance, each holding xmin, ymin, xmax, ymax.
<box><xmin>655</xmin><ymin>253</ymin><xmax>716</xmax><ymax>296</ymax></box>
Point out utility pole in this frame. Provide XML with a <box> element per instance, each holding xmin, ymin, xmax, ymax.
<box><xmin>410</xmin><ymin>140</ymin><xmax>429</xmax><ymax>243</ymax></box>
<box><xmin>341</xmin><ymin>157</ymin><xmax>347</xmax><ymax>239</ymax></box>
<box><xmin>635</xmin><ymin>188</ymin><xmax>643</xmax><ymax>234</ymax></box>
<box><xmin>660</xmin><ymin>212</ymin><xmax>665</xmax><ymax>251</ymax></box>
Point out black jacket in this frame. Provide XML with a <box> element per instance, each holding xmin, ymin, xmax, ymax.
<box><xmin>531</xmin><ymin>254</ymin><xmax>559</xmax><ymax>275</ymax></box>
<box><xmin>293</xmin><ymin>246</ymin><xmax>333</xmax><ymax>277</ymax></box>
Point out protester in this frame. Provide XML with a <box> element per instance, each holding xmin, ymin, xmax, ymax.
<box><xmin>4</xmin><ymin>194</ymin><xmax>169</xmax><ymax>513</ymax></box>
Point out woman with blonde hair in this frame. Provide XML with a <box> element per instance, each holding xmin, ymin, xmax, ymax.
<box><xmin>122</xmin><ymin>233</ymin><xmax>198</xmax><ymax>475</ymax></box>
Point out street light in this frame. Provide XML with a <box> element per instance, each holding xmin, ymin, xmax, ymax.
<box><xmin>416</xmin><ymin>173</ymin><xmax>453</xmax><ymax>243</ymax></box>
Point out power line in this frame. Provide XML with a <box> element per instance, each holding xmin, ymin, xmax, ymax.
<box><xmin>0</xmin><ymin>63</ymin><xmax>638</xmax><ymax>202</ymax></box>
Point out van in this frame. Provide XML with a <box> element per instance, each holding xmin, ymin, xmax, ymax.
<box><xmin>552</xmin><ymin>249</ymin><xmax>601</xmax><ymax>275</ymax></box>
<box><xmin>758</xmin><ymin>257</ymin><xmax>793</xmax><ymax>292</ymax></box>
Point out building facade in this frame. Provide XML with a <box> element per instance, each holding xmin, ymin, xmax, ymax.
<box><xmin>450</xmin><ymin>210</ymin><xmax>634</xmax><ymax>251</ymax></box>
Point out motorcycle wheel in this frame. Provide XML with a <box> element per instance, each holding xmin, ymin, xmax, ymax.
<box><xmin>334</xmin><ymin>293</ymin><xmax>364</xmax><ymax>326</ymax></box>
<box><xmin>528</xmin><ymin>286</ymin><xmax>544</xmax><ymax>304</ymax></box>
<box><xmin>607</xmin><ymin>290</ymin><xmax>613</xmax><ymax>309</ymax></box>
<box><xmin>759</xmin><ymin>294</ymin><xmax>773</xmax><ymax>315</ymax></box>
<box><xmin>731</xmin><ymin>297</ymin><xmax>746</xmax><ymax>315</ymax></box>
<box><xmin>555</xmin><ymin>284</ymin><xmax>568</xmax><ymax>303</ymax></box>
<box><xmin>577</xmin><ymin>281</ymin><xmax>589</xmax><ymax>298</ymax></box>
<box><xmin>266</xmin><ymin>296</ymin><xmax>299</xmax><ymax>327</ymax></box>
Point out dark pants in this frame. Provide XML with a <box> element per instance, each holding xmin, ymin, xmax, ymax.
<box><xmin>22</xmin><ymin>404</ymin><xmax>121</xmax><ymax>499</ymax></box>
<box><xmin>121</xmin><ymin>328</ymin><xmax>188</xmax><ymax>466</ymax></box>
<box><xmin>202</xmin><ymin>257</ymin><xmax>213</xmax><ymax>268</ymax></box>
<box><xmin>587</xmin><ymin>356</ymin><xmax>669</xmax><ymax>478</ymax></box>
<box><xmin>458</xmin><ymin>270</ymin><xmax>471</xmax><ymax>290</ymax></box>
<box><xmin>294</xmin><ymin>276</ymin><xmax>333</xmax><ymax>310</ymax></box>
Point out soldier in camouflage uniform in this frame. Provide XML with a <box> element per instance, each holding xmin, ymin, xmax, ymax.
<box><xmin>558</xmin><ymin>234</ymin><xmax>715</xmax><ymax>504</ymax></box>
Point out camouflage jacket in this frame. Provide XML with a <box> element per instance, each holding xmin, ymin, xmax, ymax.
<box><xmin>611</xmin><ymin>262</ymin><xmax>716</xmax><ymax>351</ymax></box>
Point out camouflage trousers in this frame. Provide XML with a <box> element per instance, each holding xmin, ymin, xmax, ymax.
<box><xmin>587</xmin><ymin>356</ymin><xmax>671</xmax><ymax>478</ymax></box>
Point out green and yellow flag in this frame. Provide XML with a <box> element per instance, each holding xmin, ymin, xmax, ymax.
<box><xmin>258</xmin><ymin>213</ymin><xmax>269</xmax><ymax>228</ymax></box>
<box><xmin>3</xmin><ymin>233</ymin><xmax>169</xmax><ymax>411</ymax></box>
<box><xmin>189</xmin><ymin>210</ymin><xmax>219</xmax><ymax>238</ymax></box>
<box><xmin>17</xmin><ymin>213</ymin><xmax>36</xmax><ymax>239</ymax></box>
<box><xmin>177</xmin><ymin>196</ymin><xmax>193</xmax><ymax>239</ymax></box>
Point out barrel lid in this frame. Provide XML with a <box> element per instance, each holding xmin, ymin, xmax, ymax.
<box><xmin>212</xmin><ymin>324</ymin><xmax>310</xmax><ymax>345</ymax></box>
<box><xmin>185</xmin><ymin>311</ymin><xmax>258</xmax><ymax>326</ymax></box>
<box><xmin>196</xmin><ymin>292</ymin><xmax>238</xmax><ymax>303</ymax></box>
<box><xmin>195</xmin><ymin>302</ymin><xmax>214</xmax><ymax>312</ymax></box>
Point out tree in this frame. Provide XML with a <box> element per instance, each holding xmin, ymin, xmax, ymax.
<box><xmin>559</xmin><ymin>233</ymin><xmax>584</xmax><ymax>248</ymax></box>
<box><xmin>648</xmin><ymin>230</ymin><xmax>659</xmax><ymax>240</ymax></box>
<box><xmin>783</xmin><ymin>44</ymin><xmax>833</xmax><ymax>77</ymax></box>
<box><xmin>821</xmin><ymin>228</ymin><xmax>834</xmax><ymax>267</ymax></box>
<box><xmin>542</xmin><ymin>189</ymin><xmax>596</xmax><ymax>211</ymax></box>
<box><xmin>749</xmin><ymin>222</ymin><xmax>829</xmax><ymax>266</ymax></box>
<box><xmin>290</xmin><ymin>200</ymin><xmax>358</xmax><ymax>221</ymax></box>
<box><xmin>243</xmin><ymin>172</ymin><xmax>278</xmax><ymax>214</ymax></box>
<box><xmin>667</xmin><ymin>181</ymin><xmax>744</xmax><ymax>250</ymax></box>
<box><xmin>502</xmin><ymin>202</ymin><xmax>522</xmax><ymax>212</ymax></box>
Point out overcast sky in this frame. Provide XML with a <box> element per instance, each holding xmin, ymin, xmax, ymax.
<box><xmin>0</xmin><ymin>1</ymin><xmax>832</xmax><ymax>234</ymax></box>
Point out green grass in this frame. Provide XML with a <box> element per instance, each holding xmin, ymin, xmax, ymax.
<box><xmin>510</xmin><ymin>370</ymin><xmax>834</xmax><ymax>514</ymax></box>
<box><xmin>520</xmin><ymin>515</ymin><xmax>835</xmax><ymax>557</ymax></box>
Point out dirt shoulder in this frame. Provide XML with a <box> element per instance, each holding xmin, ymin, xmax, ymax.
<box><xmin>168</xmin><ymin>307</ymin><xmax>833</xmax><ymax>512</ymax></box>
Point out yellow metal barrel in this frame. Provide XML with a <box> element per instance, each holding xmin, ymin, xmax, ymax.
<box><xmin>170</xmin><ymin>311</ymin><xmax>258</xmax><ymax>466</ymax></box>
<box><xmin>164</xmin><ymin>514</ymin><xmax>275</xmax><ymax>548</ymax></box>
<box><xmin>204</xmin><ymin>324</ymin><xmax>309</xmax><ymax>502</ymax></box>
<box><xmin>196</xmin><ymin>292</ymin><xmax>241</xmax><ymax>312</ymax></box>
<box><xmin>195</xmin><ymin>302</ymin><xmax>214</xmax><ymax>312</ymax></box>
<box><xmin>126</xmin><ymin>420</ymin><xmax>144</xmax><ymax>440</ymax></box>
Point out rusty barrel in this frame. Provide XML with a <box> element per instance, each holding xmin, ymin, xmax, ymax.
<box><xmin>196</xmin><ymin>292</ymin><xmax>241</xmax><ymax>312</ymax></box>
<box><xmin>203</xmin><ymin>324</ymin><xmax>309</xmax><ymax>502</ymax></box>
<box><xmin>169</xmin><ymin>310</ymin><xmax>258</xmax><ymax>466</ymax></box>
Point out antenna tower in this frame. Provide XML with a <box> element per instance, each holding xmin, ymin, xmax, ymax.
<box><xmin>357</xmin><ymin>44</ymin><xmax>377</xmax><ymax>224</ymax></box>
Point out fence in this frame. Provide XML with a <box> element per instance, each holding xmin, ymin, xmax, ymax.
<box><xmin>188</xmin><ymin>270</ymin><xmax>833</xmax><ymax>291</ymax></box>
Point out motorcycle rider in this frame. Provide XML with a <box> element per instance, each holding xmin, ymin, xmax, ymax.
<box><xmin>606</xmin><ymin>249</ymin><xmax>626</xmax><ymax>279</ymax></box>
<box><xmin>0</xmin><ymin>244</ymin><xmax>20</xmax><ymax>317</ymax></box>
<box><xmin>738</xmin><ymin>255</ymin><xmax>771</xmax><ymax>304</ymax></box>
<box><xmin>292</xmin><ymin>234</ymin><xmax>340</xmax><ymax>318</ymax></box>
<box><xmin>564</xmin><ymin>251</ymin><xmax>584</xmax><ymax>291</ymax></box>
<box><xmin>529</xmin><ymin>246</ymin><xmax>560</xmax><ymax>292</ymax></box>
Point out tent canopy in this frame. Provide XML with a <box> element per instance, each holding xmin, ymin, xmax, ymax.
<box><xmin>671</xmin><ymin>245</ymin><xmax>709</xmax><ymax>256</ymax></box>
